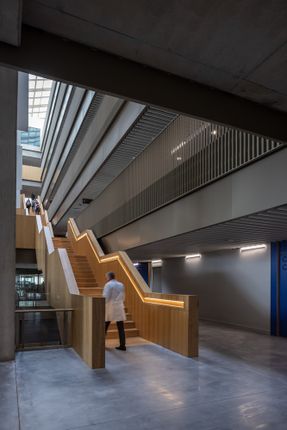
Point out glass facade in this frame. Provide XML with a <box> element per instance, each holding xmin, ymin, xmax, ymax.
<box><xmin>20</xmin><ymin>127</ymin><xmax>41</xmax><ymax>147</ymax></box>
<box><xmin>15</xmin><ymin>273</ymin><xmax>46</xmax><ymax>308</ymax></box>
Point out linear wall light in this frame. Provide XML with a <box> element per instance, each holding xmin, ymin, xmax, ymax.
<box><xmin>240</xmin><ymin>244</ymin><xmax>266</xmax><ymax>253</ymax></box>
<box><xmin>67</xmin><ymin>219</ymin><xmax>184</xmax><ymax>308</ymax></box>
<box><xmin>133</xmin><ymin>262</ymin><xmax>139</xmax><ymax>267</ymax></box>
<box><xmin>185</xmin><ymin>254</ymin><xmax>201</xmax><ymax>260</ymax></box>
<box><xmin>152</xmin><ymin>259</ymin><xmax>163</xmax><ymax>267</ymax></box>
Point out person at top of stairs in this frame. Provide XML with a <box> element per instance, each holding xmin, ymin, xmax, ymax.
<box><xmin>103</xmin><ymin>272</ymin><xmax>126</xmax><ymax>351</ymax></box>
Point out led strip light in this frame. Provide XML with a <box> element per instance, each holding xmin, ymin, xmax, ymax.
<box><xmin>68</xmin><ymin>219</ymin><xmax>184</xmax><ymax>309</ymax></box>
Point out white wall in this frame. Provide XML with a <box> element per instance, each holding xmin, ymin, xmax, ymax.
<box><xmin>159</xmin><ymin>246</ymin><xmax>271</xmax><ymax>334</ymax></box>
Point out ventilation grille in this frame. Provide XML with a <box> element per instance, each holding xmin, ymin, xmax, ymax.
<box><xmin>82</xmin><ymin>106</ymin><xmax>178</xmax><ymax>200</ymax></box>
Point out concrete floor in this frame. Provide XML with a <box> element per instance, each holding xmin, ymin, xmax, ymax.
<box><xmin>2</xmin><ymin>322</ymin><xmax>287</xmax><ymax>430</ymax></box>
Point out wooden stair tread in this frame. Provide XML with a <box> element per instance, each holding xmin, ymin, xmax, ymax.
<box><xmin>75</xmin><ymin>278</ymin><xmax>98</xmax><ymax>282</ymax></box>
<box><xmin>77</xmin><ymin>282</ymin><xmax>98</xmax><ymax>286</ymax></box>
<box><xmin>106</xmin><ymin>328</ymin><xmax>139</xmax><ymax>339</ymax></box>
<box><xmin>79</xmin><ymin>292</ymin><xmax>103</xmax><ymax>297</ymax></box>
<box><xmin>74</xmin><ymin>274</ymin><xmax>95</xmax><ymax>278</ymax></box>
<box><xmin>76</xmin><ymin>278</ymin><xmax>97</xmax><ymax>282</ymax></box>
<box><xmin>110</xmin><ymin>321</ymin><xmax>135</xmax><ymax>328</ymax></box>
<box><xmin>54</xmin><ymin>236</ymin><xmax>140</xmax><ymax>340</ymax></box>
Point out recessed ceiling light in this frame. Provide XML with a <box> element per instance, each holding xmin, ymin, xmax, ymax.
<box><xmin>240</xmin><ymin>244</ymin><xmax>266</xmax><ymax>252</ymax></box>
<box><xmin>211</xmin><ymin>130</ymin><xmax>217</xmax><ymax>135</ymax></box>
<box><xmin>185</xmin><ymin>253</ymin><xmax>201</xmax><ymax>260</ymax></box>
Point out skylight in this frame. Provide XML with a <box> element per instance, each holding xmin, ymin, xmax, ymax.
<box><xmin>29</xmin><ymin>74</ymin><xmax>53</xmax><ymax>120</ymax></box>
<box><xmin>21</xmin><ymin>74</ymin><xmax>54</xmax><ymax>149</ymax></box>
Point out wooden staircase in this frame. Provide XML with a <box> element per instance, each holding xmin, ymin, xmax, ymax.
<box><xmin>53</xmin><ymin>237</ymin><xmax>139</xmax><ymax>339</ymax></box>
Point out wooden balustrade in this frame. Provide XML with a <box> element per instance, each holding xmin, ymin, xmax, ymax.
<box><xmin>17</xmin><ymin>198</ymin><xmax>105</xmax><ymax>369</ymax></box>
<box><xmin>16</xmin><ymin>214</ymin><xmax>36</xmax><ymax>249</ymax></box>
<box><xmin>45</xmin><ymin>240</ymin><xmax>105</xmax><ymax>368</ymax></box>
<box><xmin>17</xmin><ymin>195</ymin><xmax>198</xmax><ymax>363</ymax></box>
<box><xmin>68</xmin><ymin>218</ymin><xmax>198</xmax><ymax>357</ymax></box>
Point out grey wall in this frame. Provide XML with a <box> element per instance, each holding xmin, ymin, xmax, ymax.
<box><xmin>151</xmin><ymin>267</ymin><xmax>162</xmax><ymax>293</ymax></box>
<box><xmin>17</xmin><ymin>72</ymin><xmax>28</xmax><ymax>131</ymax></box>
<box><xmin>0</xmin><ymin>66</ymin><xmax>17</xmax><ymax>361</ymax></box>
<box><xmin>159</xmin><ymin>246</ymin><xmax>271</xmax><ymax>334</ymax></box>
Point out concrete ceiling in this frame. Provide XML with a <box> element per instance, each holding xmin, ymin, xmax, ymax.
<box><xmin>0</xmin><ymin>0</ymin><xmax>21</xmax><ymax>46</ymax></box>
<box><xmin>127</xmin><ymin>205</ymin><xmax>287</xmax><ymax>260</ymax></box>
<box><xmin>22</xmin><ymin>0</ymin><xmax>287</xmax><ymax>114</ymax></box>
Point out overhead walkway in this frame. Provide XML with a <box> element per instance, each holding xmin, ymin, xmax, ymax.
<box><xmin>98</xmin><ymin>144</ymin><xmax>287</xmax><ymax>256</ymax></box>
<box><xmin>16</xmin><ymin>195</ymin><xmax>198</xmax><ymax>368</ymax></box>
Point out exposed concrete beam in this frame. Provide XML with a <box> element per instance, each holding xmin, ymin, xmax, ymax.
<box><xmin>17</xmin><ymin>71</ymin><xmax>28</xmax><ymax>131</ymax></box>
<box><xmin>1</xmin><ymin>25</ymin><xmax>287</xmax><ymax>142</ymax></box>
<box><xmin>0</xmin><ymin>0</ymin><xmax>22</xmax><ymax>46</ymax></box>
<box><xmin>22</xmin><ymin>148</ymin><xmax>41</xmax><ymax>167</ymax></box>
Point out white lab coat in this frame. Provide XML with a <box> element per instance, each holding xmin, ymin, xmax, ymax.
<box><xmin>103</xmin><ymin>280</ymin><xmax>126</xmax><ymax>322</ymax></box>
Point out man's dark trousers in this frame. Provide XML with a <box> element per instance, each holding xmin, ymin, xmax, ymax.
<box><xmin>105</xmin><ymin>321</ymin><xmax>126</xmax><ymax>347</ymax></box>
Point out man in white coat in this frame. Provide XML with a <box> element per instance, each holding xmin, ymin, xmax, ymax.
<box><xmin>103</xmin><ymin>272</ymin><xmax>126</xmax><ymax>351</ymax></box>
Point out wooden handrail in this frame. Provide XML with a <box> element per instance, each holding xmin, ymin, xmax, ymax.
<box><xmin>68</xmin><ymin>218</ymin><xmax>185</xmax><ymax>309</ymax></box>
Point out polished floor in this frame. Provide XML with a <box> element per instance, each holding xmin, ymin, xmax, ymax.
<box><xmin>2</xmin><ymin>322</ymin><xmax>287</xmax><ymax>430</ymax></box>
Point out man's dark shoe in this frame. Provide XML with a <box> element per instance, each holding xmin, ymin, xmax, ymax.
<box><xmin>115</xmin><ymin>346</ymin><xmax>126</xmax><ymax>351</ymax></box>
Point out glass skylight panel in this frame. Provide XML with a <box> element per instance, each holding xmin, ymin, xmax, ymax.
<box><xmin>29</xmin><ymin>81</ymin><xmax>35</xmax><ymax>90</ymax></box>
<box><xmin>25</xmin><ymin>74</ymin><xmax>54</xmax><ymax>148</ymax></box>
<box><xmin>43</xmin><ymin>80</ymin><xmax>52</xmax><ymax>89</ymax></box>
<box><xmin>28</xmin><ymin>75</ymin><xmax>53</xmax><ymax>119</ymax></box>
<box><xmin>36</xmin><ymin>80</ymin><xmax>43</xmax><ymax>89</ymax></box>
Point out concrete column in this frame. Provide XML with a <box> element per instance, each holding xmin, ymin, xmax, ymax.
<box><xmin>16</xmin><ymin>141</ymin><xmax>22</xmax><ymax>208</ymax></box>
<box><xmin>0</xmin><ymin>66</ymin><xmax>17</xmax><ymax>361</ymax></box>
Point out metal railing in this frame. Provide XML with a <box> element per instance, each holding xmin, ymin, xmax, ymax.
<box><xmin>88</xmin><ymin>115</ymin><xmax>283</xmax><ymax>237</ymax></box>
<box><xmin>15</xmin><ymin>308</ymin><xmax>73</xmax><ymax>350</ymax></box>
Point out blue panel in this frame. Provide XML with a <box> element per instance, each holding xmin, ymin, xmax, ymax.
<box><xmin>279</xmin><ymin>241</ymin><xmax>287</xmax><ymax>337</ymax></box>
<box><xmin>271</xmin><ymin>242</ymin><xmax>278</xmax><ymax>336</ymax></box>
<box><xmin>136</xmin><ymin>263</ymin><xmax>149</xmax><ymax>285</ymax></box>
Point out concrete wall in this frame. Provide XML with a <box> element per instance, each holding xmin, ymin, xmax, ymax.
<box><xmin>0</xmin><ymin>66</ymin><xmax>17</xmax><ymax>361</ymax></box>
<box><xmin>159</xmin><ymin>246</ymin><xmax>271</xmax><ymax>334</ymax></box>
<box><xmin>16</xmin><ymin>143</ymin><xmax>22</xmax><ymax>208</ymax></box>
<box><xmin>151</xmin><ymin>267</ymin><xmax>162</xmax><ymax>293</ymax></box>
<box><xmin>17</xmin><ymin>72</ymin><xmax>28</xmax><ymax>131</ymax></box>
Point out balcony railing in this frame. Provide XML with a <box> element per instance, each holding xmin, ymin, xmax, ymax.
<box><xmin>15</xmin><ymin>308</ymin><xmax>73</xmax><ymax>350</ymax></box>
